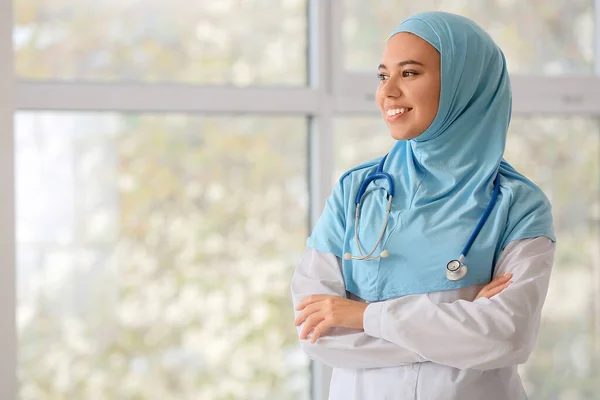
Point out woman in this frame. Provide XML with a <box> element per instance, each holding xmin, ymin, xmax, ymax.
<box><xmin>291</xmin><ymin>11</ymin><xmax>555</xmax><ymax>400</ymax></box>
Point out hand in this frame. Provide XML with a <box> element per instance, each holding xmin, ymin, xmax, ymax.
<box><xmin>294</xmin><ymin>295</ymin><xmax>369</xmax><ymax>343</ymax></box>
<box><xmin>475</xmin><ymin>272</ymin><xmax>513</xmax><ymax>301</ymax></box>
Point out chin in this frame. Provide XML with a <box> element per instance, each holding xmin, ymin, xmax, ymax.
<box><xmin>389</xmin><ymin>129</ymin><xmax>418</xmax><ymax>141</ymax></box>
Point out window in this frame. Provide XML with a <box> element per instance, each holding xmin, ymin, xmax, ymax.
<box><xmin>14</xmin><ymin>1</ymin><xmax>308</xmax><ymax>85</ymax></box>
<box><xmin>16</xmin><ymin>113</ymin><xmax>310</xmax><ymax>399</ymax></box>
<box><xmin>507</xmin><ymin>117</ymin><xmax>600</xmax><ymax>397</ymax></box>
<box><xmin>2</xmin><ymin>1</ymin><xmax>600</xmax><ymax>399</ymax></box>
<box><xmin>333</xmin><ymin>117</ymin><xmax>394</xmax><ymax>183</ymax></box>
<box><xmin>343</xmin><ymin>0</ymin><xmax>594</xmax><ymax>74</ymax></box>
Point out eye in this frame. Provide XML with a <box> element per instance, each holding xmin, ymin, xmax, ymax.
<box><xmin>402</xmin><ymin>70</ymin><xmax>418</xmax><ymax>77</ymax></box>
<box><xmin>377</xmin><ymin>73</ymin><xmax>389</xmax><ymax>81</ymax></box>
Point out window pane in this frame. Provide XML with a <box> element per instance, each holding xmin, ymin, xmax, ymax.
<box><xmin>13</xmin><ymin>1</ymin><xmax>307</xmax><ymax>85</ymax></box>
<box><xmin>334</xmin><ymin>116</ymin><xmax>600</xmax><ymax>398</ymax></box>
<box><xmin>343</xmin><ymin>1</ymin><xmax>594</xmax><ymax>75</ymax></box>
<box><xmin>333</xmin><ymin>117</ymin><xmax>394</xmax><ymax>185</ymax></box>
<box><xmin>506</xmin><ymin>118</ymin><xmax>600</xmax><ymax>398</ymax></box>
<box><xmin>16</xmin><ymin>113</ymin><xmax>310</xmax><ymax>399</ymax></box>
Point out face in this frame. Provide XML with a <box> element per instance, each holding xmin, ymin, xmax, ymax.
<box><xmin>376</xmin><ymin>32</ymin><xmax>441</xmax><ymax>141</ymax></box>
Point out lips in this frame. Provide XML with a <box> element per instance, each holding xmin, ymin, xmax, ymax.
<box><xmin>385</xmin><ymin>107</ymin><xmax>413</xmax><ymax>121</ymax></box>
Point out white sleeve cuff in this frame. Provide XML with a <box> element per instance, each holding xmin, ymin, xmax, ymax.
<box><xmin>363</xmin><ymin>302</ymin><xmax>385</xmax><ymax>339</ymax></box>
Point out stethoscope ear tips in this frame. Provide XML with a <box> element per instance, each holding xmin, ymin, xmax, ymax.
<box><xmin>343</xmin><ymin>251</ymin><xmax>388</xmax><ymax>260</ymax></box>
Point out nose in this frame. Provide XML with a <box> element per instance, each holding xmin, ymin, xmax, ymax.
<box><xmin>381</xmin><ymin>76</ymin><xmax>402</xmax><ymax>98</ymax></box>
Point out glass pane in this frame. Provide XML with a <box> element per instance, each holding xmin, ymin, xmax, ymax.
<box><xmin>506</xmin><ymin>118</ymin><xmax>600</xmax><ymax>399</ymax></box>
<box><xmin>343</xmin><ymin>1</ymin><xmax>594</xmax><ymax>75</ymax></box>
<box><xmin>16</xmin><ymin>113</ymin><xmax>310</xmax><ymax>400</ymax></box>
<box><xmin>13</xmin><ymin>1</ymin><xmax>307</xmax><ymax>85</ymax></box>
<box><xmin>334</xmin><ymin>116</ymin><xmax>600</xmax><ymax>398</ymax></box>
<box><xmin>333</xmin><ymin>117</ymin><xmax>394</xmax><ymax>185</ymax></box>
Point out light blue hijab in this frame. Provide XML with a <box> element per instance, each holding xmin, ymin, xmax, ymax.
<box><xmin>307</xmin><ymin>12</ymin><xmax>555</xmax><ymax>302</ymax></box>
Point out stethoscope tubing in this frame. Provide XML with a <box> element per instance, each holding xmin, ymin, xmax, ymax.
<box><xmin>346</xmin><ymin>154</ymin><xmax>500</xmax><ymax>282</ymax></box>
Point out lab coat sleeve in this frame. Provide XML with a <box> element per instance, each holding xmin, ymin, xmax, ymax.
<box><xmin>291</xmin><ymin>247</ymin><xmax>426</xmax><ymax>369</ymax></box>
<box><xmin>363</xmin><ymin>236</ymin><xmax>555</xmax><ymax>371</ymax></box>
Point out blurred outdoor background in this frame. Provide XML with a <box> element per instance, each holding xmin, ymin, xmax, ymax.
<box><xmin>5</xmin><ymin>0</ymin><xmax>600</xmax><ymax>399</ymax></box>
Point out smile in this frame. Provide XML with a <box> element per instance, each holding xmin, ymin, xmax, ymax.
<box><xmin>386</xmin><ymin>107</ymin><xmax>413</xmax><ymax>121</ymax></box>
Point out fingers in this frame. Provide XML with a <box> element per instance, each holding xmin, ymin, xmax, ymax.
<box><xmin>484</xmin><ymin>281</ymin><xmax>512</xmax><ymax>298</ymax></box>
<box><xmin>294</xmin><ymin>303</ymin><xmax>320</xmax><ymax>326</ymax></box>
<box><xmin>496</xmin><ymin>272</ymin><xmax>513</xmax><ymax>281</ymax></box>
<box><xmin>295</xmin><ymin>296</ymin><xmax>337</xmax><ymax>340</ymax></box>
<box><xmin>476</xmin><ymin>272</ymin><xmax>514</xmax><ymax>300</ymax></box>
<box><xmin>296</xmin><ymin>294</ymin><xmax>330</xmax><ymax>311</ymax></box>
<box><xmin>309</xmin><ymin>319</ymin><xmax>333</xmax><ymax>343</ymax></box>
<box><xmin>486</xmin><ymin>272</ymin><xmax>512</xmax><ymax>289</ymax></box>
<box><xmin>300</xmin><ymin>313</ymin><xmax>325</xmax><ymax>340</ymax></box>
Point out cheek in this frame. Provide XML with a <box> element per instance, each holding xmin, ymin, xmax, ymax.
<box><xmin>418</xmin><ymin>86</ymin><xmax>440</xmax><ymax>123</ymax></box>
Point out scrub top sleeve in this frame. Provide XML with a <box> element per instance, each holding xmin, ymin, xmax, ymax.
<box><xmin>290</xmin><ymin>247</ymin><xmax>426</xmax><ymax>369</ymax></box>
<box><xmin>363</xmin><ymin>236</ymin><xmax>555</xmax><ymax>371</ymax></box>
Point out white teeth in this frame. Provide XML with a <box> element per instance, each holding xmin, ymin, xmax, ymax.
<box><xmin>386</xmin><ymin>108</ymin><xmax>411</xmax><ymax>116</ymax></box>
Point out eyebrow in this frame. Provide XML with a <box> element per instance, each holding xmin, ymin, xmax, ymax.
<box><xmin>378</xmin><ymin>60</ymin><xmax>425</xmax><ymax>69</ymax></box>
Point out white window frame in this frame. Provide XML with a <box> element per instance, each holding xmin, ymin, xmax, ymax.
<box><xmin>1</xmin><ymin>1</ymin><xmax>600</xmax><ymax>399</ymax></box>
<box><xmin>0</xmin><ymin>0</ymin><xmax>16</xmax><ymax>399</ymax></box>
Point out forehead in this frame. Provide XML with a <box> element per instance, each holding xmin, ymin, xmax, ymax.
<box><xmin>381</xmin><ymin>32</ymin><xmax>440</xmax><ymax>64</ymax></box>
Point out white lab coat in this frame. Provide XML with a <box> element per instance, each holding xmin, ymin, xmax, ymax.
<box><xmin>291</xmin><ymin>237</ymin><xmax>555</xmax><ymax>400</ymax></box>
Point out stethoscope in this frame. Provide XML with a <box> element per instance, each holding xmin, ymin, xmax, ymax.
<box><xmin>343</xmin><ymin>155</ymin><xmax>501</xmax><ymax>282</ymax></box>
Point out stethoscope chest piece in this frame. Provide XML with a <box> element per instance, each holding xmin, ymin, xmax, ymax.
<box><xmin>344</xmin><ymin>153</ymin><xmax>500</xmax><ymax>282</ymax></box>
<box><xmin>446</xmin><ymin>259</ymin><xmax>468</xmax><ymax>281</ymax></box>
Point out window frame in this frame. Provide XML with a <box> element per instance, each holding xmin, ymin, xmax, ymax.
<box><xmin>0</xmin><ymin>0</ymin><xmax>16</xmax><ymax>399</ymax></box>
<box><xmin>1</xmin><ymin>0</ymin><xmax>600</xmax><ymax>399</ymax></box>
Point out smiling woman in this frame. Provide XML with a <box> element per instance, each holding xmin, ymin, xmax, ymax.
<box><xmin>292</xmin><ymin>12</ymin><xmax>557</xmax><ymax>400</ymax></box>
